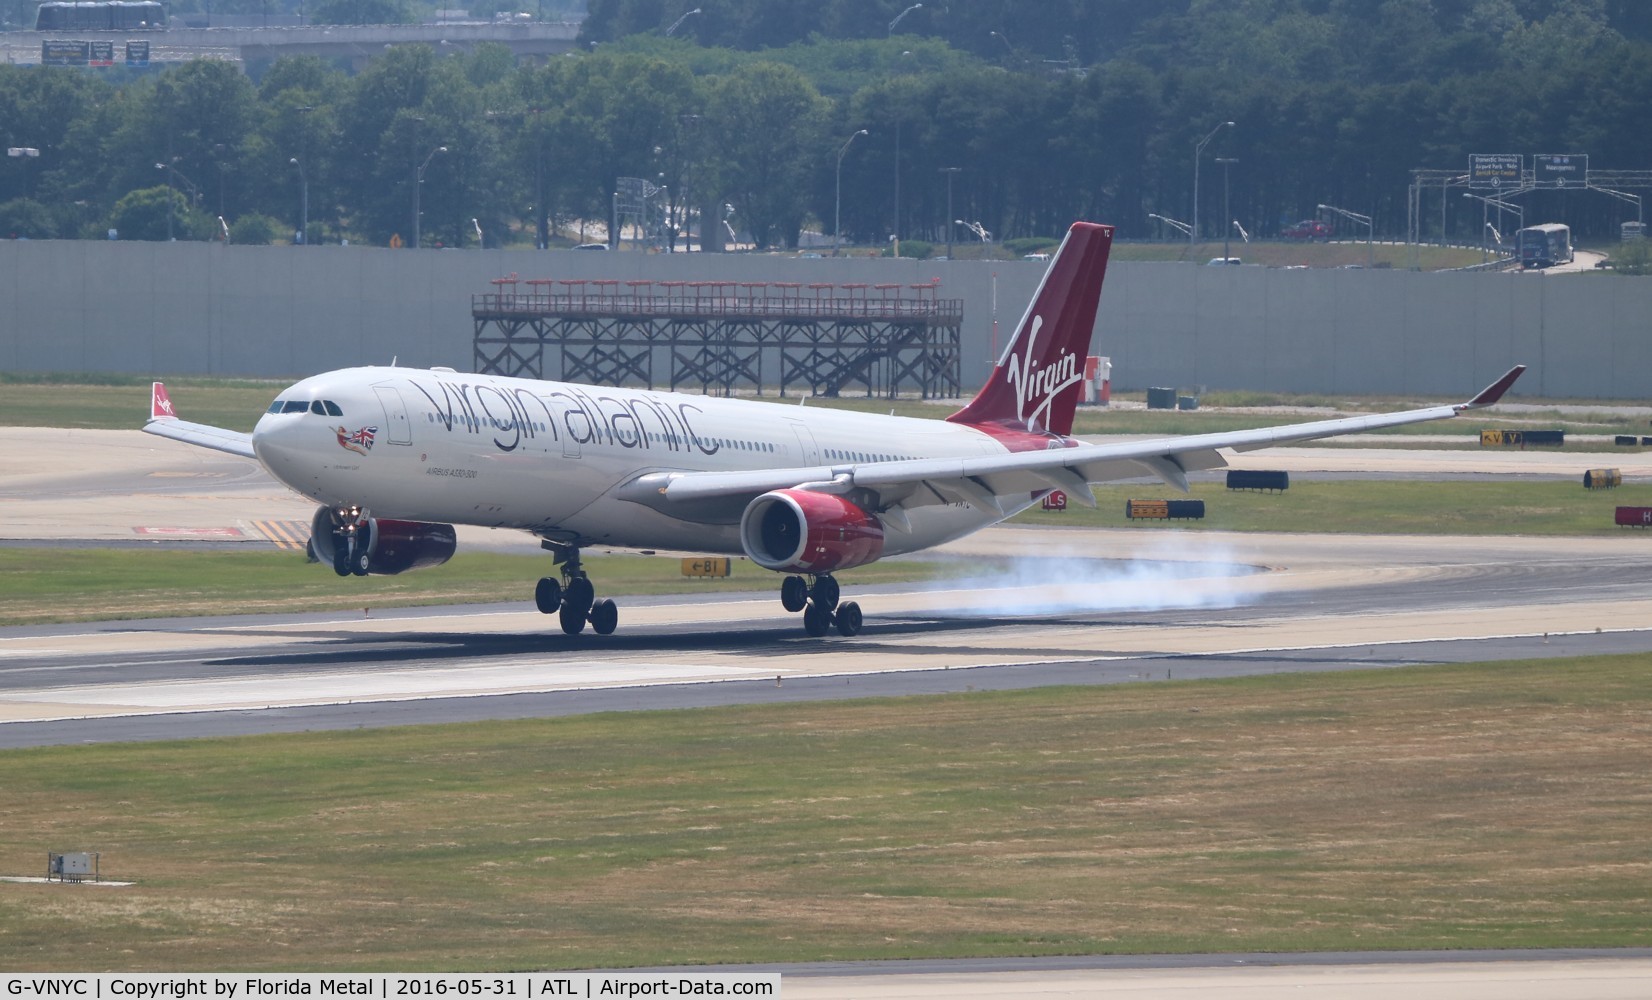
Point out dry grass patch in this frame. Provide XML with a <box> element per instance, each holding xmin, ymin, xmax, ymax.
<box><xmin>0</xmin><ymin>656</ymin><xmax>1649</xmax><ymax>970</ymax></box>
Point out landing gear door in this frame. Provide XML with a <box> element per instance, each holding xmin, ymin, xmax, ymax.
<box><xmin>372</xmin><ymin>383</ymin><xmax>413</xmax><ymax>446</ymax></box>
<box><xmin>789</xmin><ymin>421</ymin><xmax>820</xmax><ymax>466</ymax></box>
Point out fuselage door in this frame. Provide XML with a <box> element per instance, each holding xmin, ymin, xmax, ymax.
<box><xmin>789</xmin><ymin>421</ymin><xmax>820</xmax><ymax>466</ymax></box>
<box><xmin>372</xmin><ymin>383</ymin><xmax>413</xmax><ymax>446</ymax></box>
<box><xmin>550</xmin><ymin>397</ymin><xmax>581</xmax><ymax>458</ymax></box>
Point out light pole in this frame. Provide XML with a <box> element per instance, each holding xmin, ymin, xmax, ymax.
<box><xmin>834</xmin><ymin>128</ymin><xmax>867</xmax><ymax>257</ymax></box>
<box><xmin>664</xmin><ymin>6</ymin><xmax>699</xmax><ymax>36</ymax></box>
<box><xmin>412</xmin><ymin>145</ymin><xmax>446</xmax><ymax>249</ymax></box>
<box><xmin>891</xmin><ymin>50</ymin><xmax>911</xmax><ymax>249</ymax></box>
<box><xmin>289</xmin><ymin>157</ymin><xmax>308</xmax><ymax>245</ymax></box>
<box><xmin>1192</xmin><ymin>120</ymin><xmax>1234</xmax><ymax>244</ymax></box>
<box><xmin>939</xmin><ymin>166</ymin><xmax>961</xmax><ymax>258</ymax></box>
<box><xmin>1459</xmin><ymin>193</ymin><xmax>1520</xmax><ymax>259</ymax></box>
<box><xmin>1147</xmin><ymin>213</ymin><xmax>1192</xmax><ymax>238</ymax></box>
<box><xmin>889</xmin><ymin>2</ymin><xmax>921</xmax><ymax>34</ymax></box>
<box><xmin>155</xmin><ymin>160</ymin><xmax>201</xmax><ymax>241</ymax></box>
<box><xmin>1215</xmin><ymin>157</ymin><xmax>1237</xmax><ymax>262</ymax></box>
<box><xmin>1320</xmin><ymin>202</ymin><xmax>1377</xmax><ymax>268</ymax></box>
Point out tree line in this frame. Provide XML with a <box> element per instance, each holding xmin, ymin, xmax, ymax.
<box><xmin>1</xmin><ymin>0</ymin><xmax>1650</xmax><ymax>248</ymax></box>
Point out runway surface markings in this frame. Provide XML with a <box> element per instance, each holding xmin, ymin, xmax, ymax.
<box><xmin>250</xmin><ymin>519</ymin><xmax>310</xmax><ymax>551</ymax></box>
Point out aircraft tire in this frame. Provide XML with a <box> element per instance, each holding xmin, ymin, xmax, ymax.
<box><xmin>780</xmin><ymin>575</ymin><xmax>808</xmax><ymax>613</ymax></box>
<box><xmin>812</xmin><ymin>575</ymin><xmax>840</xmax><ymax>611</ymax></box>
<box><xmin>534</xmin><ymin>577</ymin><xmax>562</xmax><ymax>615</ymax></box>
<box><xmin>558</xmin><ymin>603</ymin><xmax>586</xmax><ymax>635</ymax></box>
<box><xmin>332</xmin><ymin>545</ymin><xmax>351</xmax><ymax>577</ymax></box>
<box><xmin>802</xmin><ymin>601</ymin><xmax>831</xmax><ymax>637</ymax></box>
<box><xmin>834</xmin><ymin>601</ymin><xmax>862</xmax><ymax>637</ymax></box>
<box><xmin>351</xmin><ymin>548</ymin><xmax>371</xmax><ymax>577</ymax></box>
<box><xmin>590</xmin><ymin>598</ymin><xmax>618</xmax><ymax>635</ymax></box>
<box><xmin>566</xmin><ymin>576</ymin><xmax>595</xmax><ymax>617</ymax></box>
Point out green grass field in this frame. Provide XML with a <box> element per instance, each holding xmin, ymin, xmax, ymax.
<box><xmin>1012</xmin><ymin>479</ymin><xmax>1652</xmax><ymax>535</ymax></box>
<box><xmin>2</xmin><ymin>656</ymin><xmax>1647</xmax><ymax>970</ymax></box>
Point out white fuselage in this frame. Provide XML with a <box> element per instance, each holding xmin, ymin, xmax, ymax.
<box><xmin>251</xmin><ymin>367</ymin><xmax>1033</xmax><ymax>558</ymax></box>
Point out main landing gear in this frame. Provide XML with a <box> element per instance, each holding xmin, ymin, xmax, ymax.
<box><xmin>535</xmin><ymin>542</ymin><xmax>618</xmax><ymax>636</ymax></box>
<box><xmin>780</xmin><ymin>574</ymin><xmax>862</xmax><ymax>638</ymax></box>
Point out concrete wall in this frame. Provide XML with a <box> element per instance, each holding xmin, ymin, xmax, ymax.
<box><xmin>1</xmin><ymin>239</ymin><xmax>1647</xmax><ymax>399</ymax></box>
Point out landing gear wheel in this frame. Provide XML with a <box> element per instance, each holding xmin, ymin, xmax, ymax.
<box><xmin>834</xmin><ymin>601</ymin><xmax>863</xmax><ymax>637</ymax></box>
<box><xmin>589</xmin><ymin>598</ymin><xmax>618</xmax><ymax>635</ymax></box>
<box><xmin>351</xmin><ymin>547</ymin><xmax>371</xmax><ymax>577</ymax></box>
<box><xmin>802</xmin><ymin>601</ymin><xmax>831</xmax><ymax>637</ymax></box>
<box><xmin>781</xmin><ymin>575</ymin><xmax>808</xmax><ymax>613</ymax></box>
<box><xmin>811</xmin><ymin>575</ymin><xmax>840</xmax><ymax>611</ymax></box>
<box><xmin>534</xmin><ymin>577</ymin><xmax>563</xmax><ymax>615</ymax></box>
<box><xmin>332</xmin><ymin>544</ymin><xmax>351</xmax><ymax>577</ymax></box>
<box><xmin>558</xmin><ymin>602</ymin><xmax>586</xmax><ymax>635</ymax></box>
<box><xmin>565</xmin><ymin>576</ymin><xmax>595</xmax><ymax>618</ymax></box>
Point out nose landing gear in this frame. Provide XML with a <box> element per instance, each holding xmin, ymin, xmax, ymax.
<box><xmin>535</xmin><ymin>542</ymin><xmax>618</xmax><ymax>636</ymax></box>
<box><xmin>780</xmin><ymin>573</ymin><xmax>862</xmax><ymax>638</ymax></box>
<box><xmin>328</xmin><ymin>505</ymin><xmax>370</xmax><ymax>577</ymax></box>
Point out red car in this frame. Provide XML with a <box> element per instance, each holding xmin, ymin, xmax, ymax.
<box><xmin>1282</xmin><ymin>219</ymin><xmax>1334</xmax><ymax>241</ymax></box>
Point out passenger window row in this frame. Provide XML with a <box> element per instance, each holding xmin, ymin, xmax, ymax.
<box><xmin>827</xmin><ymin>449</ymin><xmax>907</xmax><ymax>463</ymax></box>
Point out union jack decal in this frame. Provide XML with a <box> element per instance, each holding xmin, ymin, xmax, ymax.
<box><xmin>336</xmin><ymin>425</ymin><xmax>378</xmax><ymax>455</ymax></box>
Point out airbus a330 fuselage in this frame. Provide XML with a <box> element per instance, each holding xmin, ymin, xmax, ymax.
<box><xmin>146</xmin><ymin>221</ymin><xmax>1525</xmax><ymax>638</ymax></box>
<box><xmin>253</xmin><ymin>367</ymin><xmax>1029</xmax><ymax>558</ymax></box>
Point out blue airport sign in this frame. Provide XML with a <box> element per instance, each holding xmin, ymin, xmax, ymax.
<box><xmin>1470</xmin><ymin>153</ymin><xmax>1522</xmax><ymax>189</ymax></box>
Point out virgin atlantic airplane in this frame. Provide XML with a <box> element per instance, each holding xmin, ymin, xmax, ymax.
<box><xmin>144</xmin><ymin>222</ymin><xmax>1524</xmax><ymax>637</ymax></box>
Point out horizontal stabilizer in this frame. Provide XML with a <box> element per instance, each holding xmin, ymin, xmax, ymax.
<box><xmin>143</xmin><ymin>381</ymin><xmax>256</xmax><ymax>459</ymax></box>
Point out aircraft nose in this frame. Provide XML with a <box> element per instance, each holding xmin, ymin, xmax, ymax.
<box><xmin>251</xmin><ymin>411</ymin><xmax>310</xmax><ymax>484</ymax></box>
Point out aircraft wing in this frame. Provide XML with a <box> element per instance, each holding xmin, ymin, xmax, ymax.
<box><xmin>619</xmin><ymin>366</ymin><xmax>1525</xmax><ymax>518</ymax></box>
<box><xmin>141</xmin><ymin>381</ymin><xmax>257</xmax><ymax>460</ymax></box>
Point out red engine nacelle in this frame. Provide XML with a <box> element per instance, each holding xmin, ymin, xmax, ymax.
<box><xmin>309</xmin><ymin>507</ymin><xmax>457</xmax><ymax>575</ymax></box>
<box><xmin>740</xmin><ymin>489</ymin><xmax>885</xmax><ymax>574</ymax></box>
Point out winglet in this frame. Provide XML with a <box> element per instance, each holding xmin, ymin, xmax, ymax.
<box><xmin>150</xmin><ymin>381</ymin><xmax>178</xmax><ymax>421</ymax></box>
<box><xmin>1457</xmin><ymin>365</ymin><xmax>1526</xmax><ymax>411</ymax></box>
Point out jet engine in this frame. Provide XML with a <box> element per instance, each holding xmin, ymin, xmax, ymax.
<box><xmin>309</xmin><ymin>506</ymin><xmax>457</xmax><ymax>576</ymax></box>
<box><xmin>739</xmin><ymin>489</ymin><xmax>884</xmax><ymax>574</ymax></box>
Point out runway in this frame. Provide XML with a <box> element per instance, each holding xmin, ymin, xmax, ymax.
<box><xmin>4</xmin><ymin>524</ymin><xmax>1652</xmax><ymax>747</ymax></box>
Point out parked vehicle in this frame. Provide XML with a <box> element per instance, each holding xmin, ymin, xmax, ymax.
<box><xmin>1282</xmin><ymin>219</ymin><xmax>1334</xmax><ymax>241</ymax></box>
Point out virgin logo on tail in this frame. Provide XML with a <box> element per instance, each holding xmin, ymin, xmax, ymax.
<box><xmin>150</xmin><ymin>382</ymin><xmax>177</xmax><ymax>419</ymax></box>
<box><xmin>1005</xmin><ymin>316</ymin><xmax>1084</xmax><ymax>430</ymax></box>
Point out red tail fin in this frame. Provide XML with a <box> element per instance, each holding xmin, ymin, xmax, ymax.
<box><xmin>947</xmin><ymin>221</ymin><xmax>1113</xmax><ymax>435</ymax></box>
<box><xmin>150</xmin><ymin>381</ymin><xmax>177</xmax><ymax>420</ymax></box>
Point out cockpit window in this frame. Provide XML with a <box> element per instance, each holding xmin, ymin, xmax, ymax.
<box><xmin>310</xmin><ymin>400</ymin><xmax>327</xmax><ymax>415</ymax></box>
<box><xmin>281</xmin><ymin>400</ymin><xmax>308</xmax><ymax>414</ymax></box>
<box><xmin>267</xmin><ymin>401</ymin><xmax>285</xmax><ymax>414</ymax></box>
<box><xmin>323</xmin><ymin>400</ymin><xmax>343</xmax><ymax>417</ymax></box>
